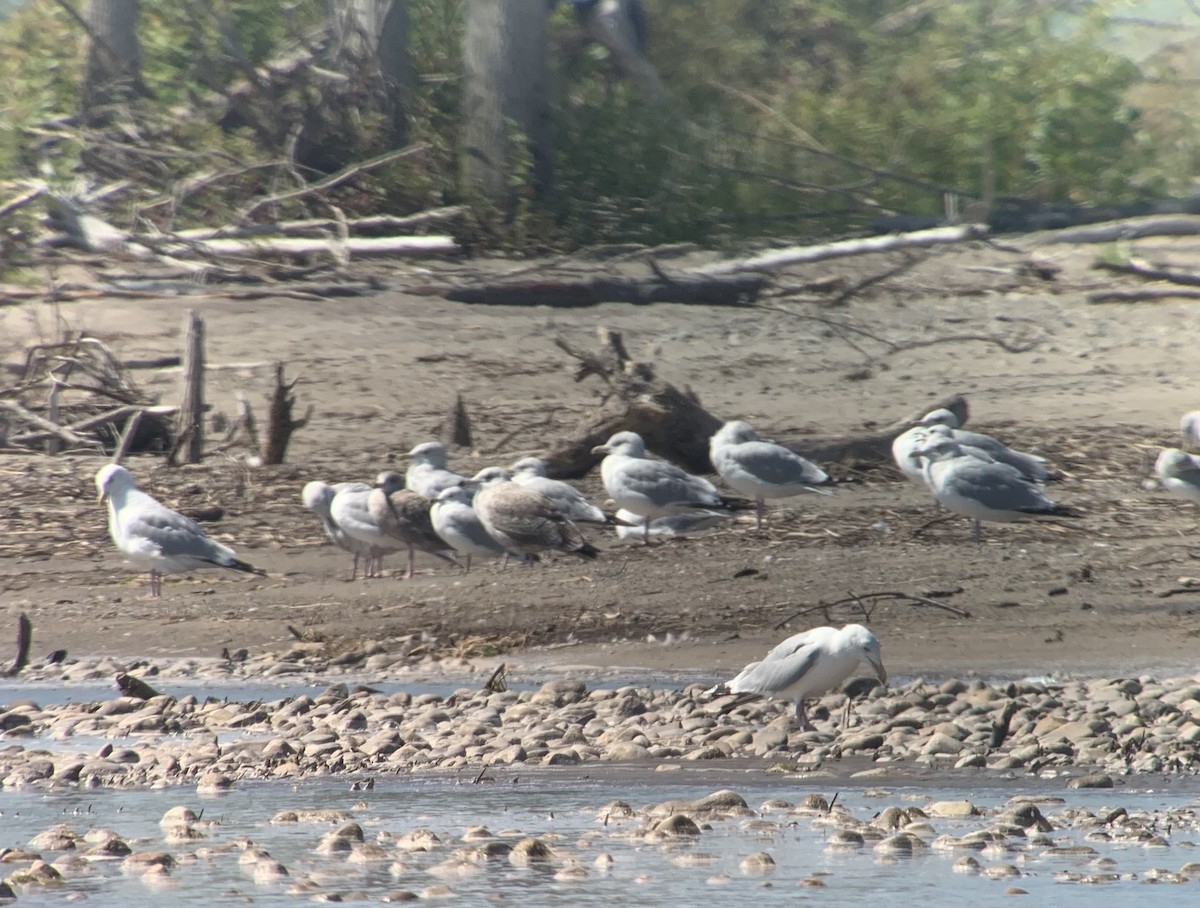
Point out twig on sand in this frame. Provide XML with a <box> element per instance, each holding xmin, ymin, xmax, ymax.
<box><xmin>773</xmin><ymin>591</ymin><xmax>969</xmax><ymax>630</ymax></box>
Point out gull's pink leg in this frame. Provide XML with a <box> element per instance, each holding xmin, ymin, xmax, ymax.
<box><xmin>756</xmin><ymin>498</ymin><xmax>765</xmax><ymax>531</ymax></box>
<box><xmin>402</xmin><ymin>545</ymin><xmax>415</xmax><ymax>580</ymax></box>
<box><xmin>643</xmin><ymin>516</ymin><xmax>651</xmax><ymax>545</ymax></box>
<box><xmin>794</xmin><ymin>699</ymin><xmax>814</xmax><ymax>732</ymax></box>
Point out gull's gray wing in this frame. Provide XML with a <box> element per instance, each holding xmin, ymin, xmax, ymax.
<box><xmin>121</xmin><ymin>491</ymin><xmax>236</xmax><ymax>564</ymax></box>
<box><xmin>615</xmin><ymin>459</ymin><xmax>720</xmax><ymax>506</ymax></box>
<box><xmin>944</xmin><ymin>458</ymin><xmax>1057</xmax><ymax>513</ymax></box>
<box><xmin>729</xmin><ymin>644</ymin><xmax>820</xmax><ymax>696</ymax></box>
<box><xmin>726</xmin><ymin>441</ymin><xmax>828</xmax><ymax>485</ymax></box>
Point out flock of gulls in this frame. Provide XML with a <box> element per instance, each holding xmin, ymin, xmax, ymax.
<box><xmin>90</xmin><ymin>408</ymin><xmax>1200</xmax><ymax>724</ymax></box>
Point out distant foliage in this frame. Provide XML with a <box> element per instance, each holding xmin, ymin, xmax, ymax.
<box><xmin>0</xmin><ymin>0</ymin><xmax>1193</xmax><ymax>248</ymax></box>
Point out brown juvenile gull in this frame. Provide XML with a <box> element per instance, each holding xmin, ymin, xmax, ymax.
<box><xmin>368</xmin><ymin>471</ymin><xmax>460</xmax><ymax>579</ymax></box>
<box><xmin>592</xmin><ymin>430</ymin><xmax>750</xmax><ymax>543</ymax></box>
<box><xmin>470</xmin><ymin>468</ymin><xmax>599</xmax><ymax>561</ymax></box>
<box><xmin>302</xmin><ymin>480</ymin><xmax>390</xmax><ymax>579</ymax></box>
<box><xmin>713</xmin><ymin>624</ymin><xmax>887</xmax><ymax>731</ymax></box>
<box><xmin>95</xmin><ymin>463</ymin><xmax>265</xmax><ymax>598</ymax></box>
<box><xmin>430</xmin><ymin>485</ymin><xmax>527</xmax><ymax>571</ymax></box>
<box><xmin>709</xmin><ymin>420</ymin><xmax>831</xmax><ymax>530</ymax></box>
<box><xmin>509</xmin><ymin>456</ymin><xmax>608</xmax><ymax>524</ymax></box>
<box><xmin>405</xmin><ymin>441</ymin><xmax>468</xmax><ymax>501</ymax></box>
<box><xmin>914</xmin><ymin>436</ymin><xmax>1080</xmax><ymax>543</ymax></box>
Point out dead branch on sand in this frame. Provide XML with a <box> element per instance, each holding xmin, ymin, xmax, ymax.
<box><xmin>539</xmin><ymin>328</ymin><xmax>972</xmax><ymax>476</ymax></box>
<box><xmin>692</xmin><ymin>224</ymin><xmax>989</xmax><ymax>276</ymax></box>
<box><xmin>1034</xmin><ymin>215</ymin><xmax>1200</xmax><ymax>245</ymax></box>
<box><xmin>1090</xmin><ymin>288</ymin><xmax>1200</xmax><ymax>304</ymax></box>
<box><xmin>444</xmin><ymin>267</ymin><xmax>765</xmax><ymax>308</ymax></box>
<box><xmin>4</xmin><ymin>613</ymin><xmax>32</xmax><ymax>678</ymax></box>
<box><xmin>773</xmin><ymin>592</ymin><xmax>970</xmax><ymax>630</ymax></box>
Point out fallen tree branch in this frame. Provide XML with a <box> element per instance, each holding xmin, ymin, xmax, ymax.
<box><xmin>1035</xmin><ymin>214</ymin><xmax>1200</xmax><ymax>245</ymax></box>
<box><xmin>1088</xmin><ymin>288</ymin><xmax>1200</xmax><ymax>304</ymax></box>
<box><xmin>144</xmin><ymin>234</ymin><xmax>458</xmax><ymax>260</ymax></box>
<box><xmin>0</xmin><ymin>399</ymin><xmax>93</xmax><ymax>448</ymax></box>
<box><xmin>694</xmin><ymin>224</ymin><xmax>989</xmax><ymax>276</ymax></box>
<box><xmin>773</xmin><ymin>591</ymin><xmax>970</xmax><ymax>630</ymax></box>
<box><xmin>236</xmin><ymin>143</ymin><xmax>429</xmax><ymax>222</ymax></box>
<box><xmin>1094</xmin><ymin>258</ymin><xmax>1200</xmax><ymax>287</ymax></box>
<box><xmin>171</xmin><ymin>205</ymin><xmax>468</xmax><ymax>240</ymax></box>
<box><xmin>445</xmin><ymin>271</ymin><xmax>765</xmax><ymax>308</ymax></box>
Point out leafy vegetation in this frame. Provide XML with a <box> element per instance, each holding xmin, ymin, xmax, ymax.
<box><xmin>0</xmin><ymin>0</ymin><xmax>1195</xmax><ymax>250</ymax></box>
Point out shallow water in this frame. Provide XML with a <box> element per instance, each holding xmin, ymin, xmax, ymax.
<box><xmin>3</xmin><ymin>769</ymin><xmax>1198</xmax><ymax>905</ymax></box>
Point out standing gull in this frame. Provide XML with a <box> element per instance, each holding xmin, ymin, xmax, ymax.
<box><xmin>330</xmin><ymin>482</ymin><xmax>406</xmax><ymax>577</ymax></box>
<box><xmin>368</xmin><ymin>471</ymin><xmax>460</xmax><ymax>579</ymax></box>
<box><xmin>592</xmin><ymin>431</ymin><xmax>748</xmax><ymax>543</ymax></box>
<box><xmin>1156</xmin><ymin>448</ymin><xmax>1200</xmax><ymax>507</ymax></box>
<box><xmin>470</xmin><ymin>468</ymin><xmax>599</xmax><ymax>561</ymax></box>
<box><xmin>431</xmin><ymin>485</ymin><xmax>518</xmax><ymax>571</ymax></box>
<box><xmin>406</xmin><ymin>442</ymin><xmax>467</xmax><ymax>501</ymax></box>
<box><xmin>919</xmin><ymin>408</ymin><xmax>1053</xmax><ymax>482</ymax></box>
<box><xmin>95</xmin><ymin>464</ymin><xmax>265</xmax><ymax>598</ymax></box>
<box><xmin>915</xmin><ymin>436</ymin><xmax>1080</xmax><ymax>542</ymax></box>
<box><xmin>510</xmin><ymin>456</ymin><xmax>608</xmax><ymax>524</ymax></box>
<box><xmin>709</xmin><ymin>420</ymin><xmax>830</xmax><ymax>529</ymax></box>
<box><xmin>301</xmin><ymin>480</ymin><xmax>381</xmax><ymax>579</ymax></box>
<box><xmin>714</xmin><ymin>624</ymin><xmax>887</xmax><ymax>731</ymax></box>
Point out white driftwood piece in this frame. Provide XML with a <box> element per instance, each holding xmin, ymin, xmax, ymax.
<box><xmin>693</xmin><ymin>224</ymin><xmax>989</xmax><ymax>275</ymax></box>
<box><xmin>143</xmin><ymin>234</ymin><xmax>458</xmax><ymax>259</ymax></box>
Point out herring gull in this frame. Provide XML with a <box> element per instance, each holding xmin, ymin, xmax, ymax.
<box><xmin>1181</xmin><ymin>412</ymin><xmax>1200</xmax><ymax>451</ymax></box>
<box><xmin>709</xmin><ymin>420</ymin><xmax>829</xmax><ymax>529</ymax></box>
<box><xmin>715</xmin><ymin>624</ymin><xmax>887</xmax><ymax>730</ymax></box>
<box><xmin>470</xmin><ymin>468</ymin><xmax>598</xmax><ymax>560</ymax></box>
<box><xmin>591</xmin><ymin>431</ymin><xmax>749</xmax><ymax>543</ymax></box>
<box><xmin>95</xmin><ymin>463</ymin><xmax>265</xmax><ymax>598</ymax></box>
<box><xmin>431</xmin><ymin>485</ymin><xmax>519</xmax><ymax>571</ymax></box>
<box><xmin>406</xmin><ymin>442</ymin><xmax>467</xmax><ymax>501</ymax></box>
<box><xmin>1156</xmin><ymin>448</ymin><xmax>1200</xmax><ymax>507</ymax></box>
<box><xmin>368</xmin><ymin>471</ymin><xmax>460</xmax><ymax>579</ymax></box>
<box><xmin>510</xmin><ymin>456</ymin><xmax>608</xmax><ymax>524</ymax></box>
<box><xmin>919</xmin><ymin>408</ymin><xmax>1053</xmax><ymax>482</ymax></box>
<box><xmin>330</xmin><ymin>482</ymin><xmax>406</xmax><ymax>576</ymax></box>
<box><xmin>301</xmin><ymin>480</ymin><xmax>382</xmax><ymax>579</ymax></box>
<box><xmin>915</xmin><ymin>436</ymin><xmax>1080</xmax><ymax>542</ymax></box>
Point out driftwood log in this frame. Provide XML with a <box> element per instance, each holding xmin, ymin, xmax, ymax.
<box><xmin>787</xmin><ymin>393</ymin><xmax>969</xmax><ymax>466</ymax></box>
<box><xmin>540</xmin><ymin>329</ymin><xmax>970</xmax><ymax>478</ymax></box>
<box><xmin>445</xmin><ymin>272</ymin><xmax>765</xmax><ymax>308</ymax></box>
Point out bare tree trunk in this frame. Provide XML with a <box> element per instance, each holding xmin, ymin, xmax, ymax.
<box><xmin>330</xmin><ymin>0</ymin><xmax>412</xmax><ymax>146</ymax></box>
<box><xmin>583</xmin><ymin>0</ymin><xmax>669</xmax><ymax>103</ymax></box>
<box><xmin>82</xmin><ymin>0</ymin><xmax>142</xmax><ymax>115</ymax></box>
<box><xmin>174</xmin><ymin>310</ymin><xmax>205</xmax><ymax>465</ymax></box>
<box><xmin>461</xmin><ymin>0</ymin><xmax>552</xmax><ymax>203</ymax></box>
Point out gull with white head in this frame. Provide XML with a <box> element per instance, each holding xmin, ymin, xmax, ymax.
<box><xmin>715</xmin><ymin>624</ymin><xmax>887</xmax><ymax>731</ymax></box>
<box><xmin>914</xmin><ymin>436</ymin><xmax>1080</xmax><ymax>542</ymax></box>
<box><xmin>330</xmin><ymin>481</ymin><xmax>406</xmax><ymax>577</ymax></box>
<box><xmin>1180</xmin><ymin>412</ymin><xmax>1200</xmax><ymax>451</ymax></box>
<box><xmin>592</xmin><ymin>431</ymin><xmax>749</xmax><ymax>543</ymax></box>
<box><xmin>510</xmin><ymin>456</ymin><xmax>608</xmax><ymax>524</ymax></box>
<box><xmin>302</xmin><ymin>480</ymin><xmax>382</xmax><ymax>579</ymax></box>
<box><xmin>709</xmin><ymin>420</ymin><xmax>830</xmax><ymax>530</ymax></box>
<box><xmin>919</xmin><ymin>408</ymin><xmax>1053</xmax><ymax>483</ymax></box>
<box><xmin>405</xmin><ymin>442</ymin><xmax>467</xmax><ymax>501</ymax></box>
<box><xmin>1156</xmin><ymin>448</ymin><xmax>1200</xmax><ymax>507</ymax></box>
<box><xmin>95</xmin><ymin>464</ymin><xmax>265</xmax><ymax>598</ymax></box>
